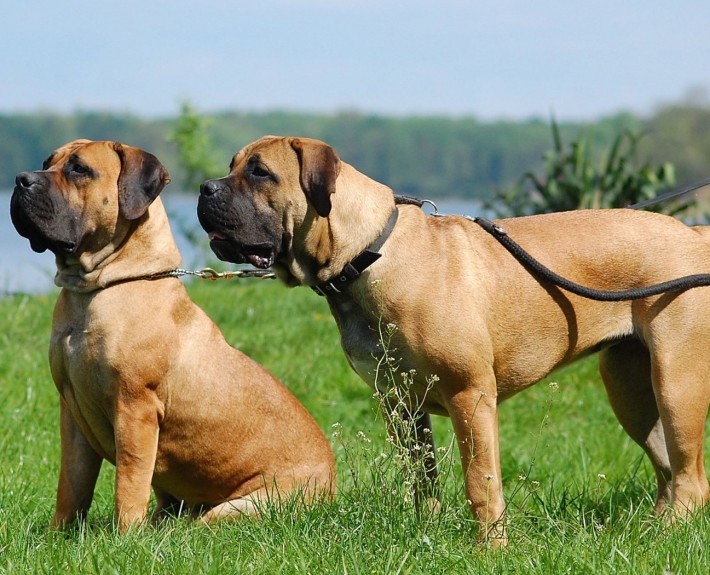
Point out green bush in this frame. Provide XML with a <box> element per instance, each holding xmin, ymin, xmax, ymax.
<box><xmin>168</xmin><ymin>101</ymin><xmax>222</xmax><ymax>190</ymax></box>
<box><xmin>489</xmin><ymin>120</ymin><xmax>683</xmax><ymax>218</ymax></box>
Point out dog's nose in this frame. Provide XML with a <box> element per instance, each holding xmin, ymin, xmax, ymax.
<box><xmin>200</xmin><ymin>180</ymin><xmax>222</xmax><ymax>197</ymax></box>
<box><xmin>15</xmin><ymin>171</ymin><xmax>43</xmax><ymax>190</ymax></box>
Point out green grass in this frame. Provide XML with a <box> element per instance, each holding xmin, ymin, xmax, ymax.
<box><xmin>1</xmin><ymin>281</ymin><xmax>709</xmax><ymax>574</ymax></box>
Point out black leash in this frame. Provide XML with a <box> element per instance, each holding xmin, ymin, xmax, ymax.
<box><xmin>627</xmin><ymin>176</ymin><xmax>710</xmax><ymax>210</ymax></box>
<box><xmin>396</xmin><ymin>187</ymin><xmax>710</xmax><ymax>301</ymax></box>
<box><xmin>470</xmin><ymin>216</ymin><xmax>710</xmax><ymax>301</ymax></box>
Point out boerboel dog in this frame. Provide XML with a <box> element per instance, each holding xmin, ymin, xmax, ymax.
<box><xmin>196</xmin><ymin>135</ymin><xmax>710</xmax><ymax>544</ymax></box>
<box><xmin>10</xmin><ymin>140</ymin><xmax>335</xmax><ymax>531</ymax></box>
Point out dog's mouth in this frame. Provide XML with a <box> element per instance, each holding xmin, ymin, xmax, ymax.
<box><xmin>11</xmin><ymin>188</ymin><xmax>80</xmax><ymax>256</ymax></box>
<box><xmin>208</xmin><ymin>231</ymin><xmax>276</xmax><ymax>269</ymax></box>
<box><xmin>52</xmin><ymin>239</ymin><xmax>78</xmax><ymax>255</ymax></box>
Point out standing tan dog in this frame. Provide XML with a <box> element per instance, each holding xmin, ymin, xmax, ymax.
<box><xmin>10</xmin><ymin>140</ymin><xmax>335</xmax><ymax>531</ymax></box>
<box><xmin>196</xmin><ymin>135</ymin><xmax>710</xmax><ymax>543</ymax></box>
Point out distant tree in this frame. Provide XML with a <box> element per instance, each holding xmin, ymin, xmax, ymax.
<box><xmin>640</xmin><ymin>93</ymin><xmax>710</xmax><ymax>185</ymax></box>
<box><xmin>168</xmin><ymin>101</ymin><xmax>221</xmax><ymax>191</ymax></box>
<box><xmin>3</xmin><ymin>103</ymin><xmax>709</xmax><ymax>205</ymax></box>
<box><xmin>488</xmin><ymin>120</ymin><xmax>686</xmax><ymax>218</ymax></box>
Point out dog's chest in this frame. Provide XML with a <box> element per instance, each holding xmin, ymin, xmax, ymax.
<box><xmin>328</xmin><ymin>296</ymin><xmax>446</xmax><ymax>412</ymax></box>
<box><xmin>330</xmin><ymin>300</ymin><xmax>382</xmax><ymax>387</ymax></box>
<box><xmin>50</xmin><ymin>318</ymin><xmax>117</xmax><ymax>458</ymax></box>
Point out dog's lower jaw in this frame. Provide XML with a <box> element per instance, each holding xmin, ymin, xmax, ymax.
<box><xmin>54</xmin><ymin>242</ymin><xmax>123</xmax><ymax>291</ymax></box>
<box><xmin>271</xmin><ymin>262</ymin><xmax>301</xmax><ymax>287</ymax></box>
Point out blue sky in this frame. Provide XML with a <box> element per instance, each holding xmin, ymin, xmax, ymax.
<box><xmin>2</xmin><ymin>0</ymin><xmax>709</xmax><ymax>120</ymax></box>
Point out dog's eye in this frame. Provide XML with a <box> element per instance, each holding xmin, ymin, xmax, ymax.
<box><xmin>62</xmin><ymin>154</ymin><xmax>96</xmax><ymax>180</ymax></box>
<box><xmin>250</xmin><ymin>165</ymin><xmax>271</xmax><ymax>179</ymax></box>
<box><xmin>42</xmin><ymin>154</ymin><xmax>55</xmax><ymax>170</ymax></box>
<box><xmin>70</xmin><ymin>163</ymin><xmax>92</xmax><ymax>177</ymax></box>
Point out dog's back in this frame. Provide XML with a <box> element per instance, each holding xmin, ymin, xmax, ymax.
<box><xmin>692</xmin><ymin>224</ymin><xmax>710</xmax><ymax>240</ymax></box>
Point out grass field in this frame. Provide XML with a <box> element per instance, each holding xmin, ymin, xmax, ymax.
<box><xmin>1</xmin><ymin>280</ymin><xmax>709</xmax><ymax>574</ymax></box>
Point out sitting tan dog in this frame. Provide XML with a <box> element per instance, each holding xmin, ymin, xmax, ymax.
<box><xmin>196</xmin><ymin>135</ymin><xmax>710</xmax><ymax>544</ymax></box>
<box><xmin>10</xmin><ymin>139</ymin><xmax>335</xmax><ymax>531</ymax></box>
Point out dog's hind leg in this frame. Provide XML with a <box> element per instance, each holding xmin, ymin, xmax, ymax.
<box><xmin>598</xmin><ymin>339</ymin><xmax>672</xmax><ymax>513</ymax></box>
<box><xmin>380</xmin><ymin>405</ymin><xmax>440</xmax><ymax>513</ymax></box>
<box><xmin>198</xmin><ymin>489</ymin><xmax>275</xmax><ymax>522</ymax></box>
<box><xmin>410</xmin><ymin>411</ymin><xmax>440</xmax><ymax>514</ymax></box>
<box><xmin>198</xmin><ymin>498</ymin><xmax>259</xmax><ymax>522</ymax></box>
<box><xmin>151</xmin><ymin>488</ymin><xmax>189</xmax><ymax>523</ymax></box>
<box><xmin>650</xmin><ymin>347</ymin><xmax>710</xmax><ymax>516</ymax></box>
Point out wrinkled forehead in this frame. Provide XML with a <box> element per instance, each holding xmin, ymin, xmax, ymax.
<box><xmin>229</xmin><ymin>136</ymin><xmax>287</xmax><ymax>170</ymax></box>
<box><xmin>42</xmin><ymin>139</ymin><xmax>94</xmax><ymax>169</ymax></box>
<box><xmin>42</xmin><ymin>140</ymin><xmax>120</xmax><ymax>174</ymax></box>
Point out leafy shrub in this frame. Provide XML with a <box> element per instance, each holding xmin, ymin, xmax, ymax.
<box><xmin>489</xmin><ymin>120</ymin><xmax>683</xmax><ymax>218</ymax></box>
<box><xmin>168</xmin><ymin>101</ymin><xmax>221</xmax><ymax>190</ymax></box>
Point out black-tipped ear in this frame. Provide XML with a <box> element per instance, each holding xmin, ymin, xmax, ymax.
<box><xmin>290</xmin><ymin>138</ymin><xmax>340</xmax><ymax>217</ymax></box>
<box><xmin>114</xmin><ymin>142</ymin><xmax>170</xmax><ymax>220</ymax></box>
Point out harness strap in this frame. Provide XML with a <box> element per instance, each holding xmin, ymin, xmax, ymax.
<box><xmin>312</xmin><ymin>208</ymin><xmax>399</xmax><ymax>297</ymax></box>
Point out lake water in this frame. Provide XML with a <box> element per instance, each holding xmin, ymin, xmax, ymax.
<box><xmin>0</xmin><ymin>190</ymin><xmax>485</xmax><ymax>295</ymax></box>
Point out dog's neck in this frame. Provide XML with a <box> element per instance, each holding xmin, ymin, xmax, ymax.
<box><xmin>284</xmin><ymin>163</ymin><xmax>397</xmax><ymax>287</ymax></box>
<box><xmin>54</xmin><ymin>198</ymin><xmax>182</xmax><ymax>293</ymax></box>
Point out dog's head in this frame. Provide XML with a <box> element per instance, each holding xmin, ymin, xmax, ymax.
<box><xmin>11</xmin><ymin>139</ymin><xmax>170</xmax><ymax>259</ymax></box>
<box><xmin>197</xmin><ymin>136</ymin><xmax>341</xmax><ymax>278</ymax></box>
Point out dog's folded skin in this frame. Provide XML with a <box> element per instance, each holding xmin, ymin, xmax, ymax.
<box><xmin>12</xmin><ymin>140</ymin><xmax>335</xmax><ymax>531</ymax></box>
<box><xmin>198</xmin><ymin>135</ymin><xmax>710</xmax><ymax>545</ymax></box>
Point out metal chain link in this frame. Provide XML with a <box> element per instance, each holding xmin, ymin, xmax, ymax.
<box><xmin>154</xmin><ymin>267</ymin><xmax>276</xmax><ymax>281</ymax></box>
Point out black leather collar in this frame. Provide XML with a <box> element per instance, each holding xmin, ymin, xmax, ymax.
<box><xmin>312</xmin><ymin>208</ymin><xmax>399</xmax><ymax>297</ymax></box>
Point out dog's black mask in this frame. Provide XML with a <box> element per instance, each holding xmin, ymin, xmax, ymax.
<box><xmin>197</xmin><ymin>177</ymin><xmax>283</xmax><ymax>269</ymax></box>
<box><xmin>11</xmin><ymin>171</ymin><xmax>82</xmax><ymax>255</ymax></box>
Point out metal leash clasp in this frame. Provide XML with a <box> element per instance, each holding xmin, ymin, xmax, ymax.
<box><xmin>197</xmin><ymin>267</ymin><xmax>222</xmax><ymax>280</ymax></box>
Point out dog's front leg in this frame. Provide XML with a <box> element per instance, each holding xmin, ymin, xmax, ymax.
<box><xmin>52</xmin><ymin>398</ymin><xmax>103</xmax><ymax>529</ymax></box>
<box><xmin>409</xmin><ymin>411</ymin><xmax>439</xmax><ymax>512</ymax></box>
<box><xmin>113</xmin><ymin>391</ymin><xmax>163</xmax><ymax>531</ymax></box>
<box><xmin>446</xmin><ymin>385</ymin><xmax>506</xmax><ymax>546</ymax></box>
<box><xmin>381</xmin><ymin>407</ymin><xmax>439</xmax><ymax>512</ymax></box>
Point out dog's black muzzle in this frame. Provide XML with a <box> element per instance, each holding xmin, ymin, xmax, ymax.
<box><xmin>15</xmin><ymin>171</ymin><xmax>45</xmax><ymax>193</ymax></box>
<box><xmin>199</xmin><ymin>179</ymin><xmax>225</xmax><ymax>198</ymax></box>
<box><xmin>197</xmin><ymin>178</ymin><xmax>282</xmax><ymax>269</ymax></box>
<box><xmin>11</xmin><ymin>171</ymin><xmax>79</xmax><ymax>255</ymax></box>
<box><xmin>196</xmin><ymin>178</ymin><xmax>233</xmax><ymax>238</ymax></box>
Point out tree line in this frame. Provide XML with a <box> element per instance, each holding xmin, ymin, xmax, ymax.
<box><xmin>2</xmin><ymin>100</ymin><xmax>709</xmax><ymax>202</ymax></box>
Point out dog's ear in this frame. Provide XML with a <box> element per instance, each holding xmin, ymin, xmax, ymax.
<box><xmin>114</xmin><ymin>142</ymin><xmax>171</xmax><ymax>220</ymax></box>
<box><xmin>290</xmin><ymin>138</ymin><xmax>341</xmax><ymax>217</ymax></box>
